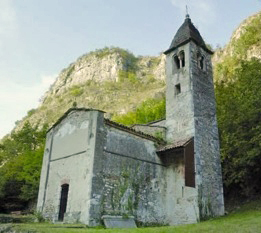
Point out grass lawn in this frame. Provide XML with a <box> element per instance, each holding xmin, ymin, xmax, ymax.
<box><xmin>4</xmin><ymin>200</ymin><xmax>261</xmax><ymax>233</ymax></box>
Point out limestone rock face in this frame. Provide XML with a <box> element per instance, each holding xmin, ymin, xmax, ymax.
<box><xmin>136</xmin><ymin>55</ymin><xmax>166</xmax><ymax>81</ymax></box>
<box><xmin>14</xmin><ymin>48</ymin><xmax>166</xmax><ymax>132</ymax></box>
<box><xmin>49</xmin><ymin>53</ymin><xmax>125</xmax><ymax>97</ymax></box>
<box><xmin>42</xmin><ymin>48</ymin><xmax>165</xmax><ymax>102</ymax></box>
<box><xmin>212</xmin><ymin>11</ymin><xmax>261</xmax><ymax>70</ymax></box>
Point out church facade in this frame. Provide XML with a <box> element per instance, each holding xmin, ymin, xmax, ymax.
<box><xmin>37</xmin><ymin>16</ymin><xmax>224</xmax><ymax>226</ymax></box>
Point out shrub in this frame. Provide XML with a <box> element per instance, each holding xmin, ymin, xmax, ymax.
<box><xmin>118</xmin><ymin>70</ymin><xmax>139</xmax><ymax>84</ymax></box>
<box><xmin>112</xmin><ymin>97</ymin><xmax>165</xmax><ymax>125</ymax></box>
<box><xmin>27</xmin><ymin>109</ymin><xmax>36</xmax><ymax>117</ymax></box>
<box><xmin>70</xmin><ymin>86</ymin><xmax>84</xmax><ymax>97</ymax></box>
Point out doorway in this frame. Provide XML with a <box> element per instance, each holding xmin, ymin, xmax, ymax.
<box><xmin>58</xmin><ymin>184</ymin><xmax>69</xmax><ymax>221</ymax></box>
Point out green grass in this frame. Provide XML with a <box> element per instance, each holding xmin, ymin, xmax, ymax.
<box><xmin>5</xmin><ymin>200</ymin><xmax>261</xmax><ymax>233</ymax></box>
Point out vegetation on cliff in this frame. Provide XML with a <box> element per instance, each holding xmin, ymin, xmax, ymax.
<box><xmin>14</xmin><ymin>47</ymin><xmax>165</xmax><ymax>133</ymax></box>
<box><xmin>214</xmin><ymin>12</ymin><xmax>261</xmax><ymax>82</ymax></box>
<box><xmin>112</xmin><ymin>97</ymin><xmax>165</xmax><ymax>125</ymax></box>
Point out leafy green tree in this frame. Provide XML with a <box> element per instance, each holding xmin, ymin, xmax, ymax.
<box><xmin>0</xmin><ymin>122</ymin><xmax>48</xmax><ymax>212</ymax></box>
<box><xmin>216</xmin><ymin>58</ymin><xmax>261</xmax><ymax>196</ymax></box>
<box><xmin>112</xmin><ymin>97</ymin><xmax>165</xmax><ymax>125</ymax></box>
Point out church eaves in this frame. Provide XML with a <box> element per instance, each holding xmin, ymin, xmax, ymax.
<box><xmin>164</xmin><ymin>15</ymin><xmax>213</xmax><ymax>55</ymax></box>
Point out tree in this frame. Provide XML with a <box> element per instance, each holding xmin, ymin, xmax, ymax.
<box><xmin>0</xmin><ymin>122</ymin><xmax>48</xmax><ymax>212</ymax></box>
<box><xmin>216</xmin><ymin>58</ymin><xmax>261</xmax><ymax>196</ymax></box>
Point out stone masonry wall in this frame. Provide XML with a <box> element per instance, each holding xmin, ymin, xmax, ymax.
<box><xmin>165</xmin><ymin>43</ymin><xmax>195</xmax><ymax>143</ymax></box>
<box><xmin>37</xmin><ymin>110</ymin><xmax>100</xmax><ymax>224</ymax></box>
<box><xmin>190</xmin><ymin>42</ymin><xmax>225</xmax><ymax>217</ymax></box>
<box><xmin>88</xmin><ymin>122</ymin><xmax>168</xmax><ymax>226</ymax></box>
<box><xmin>162</xmin><ymin>149</ymin><xmax>198</xmax><ymax>225</ymax></box>
<box><xmin>164</xmin><ymin>43</ymin><xmax>199</xmax><ymax>224</ymax></box>
<box><xmin>164</xmin><ymin>40</ymin><xmax>224</xmax><ymax>220</ymax></box>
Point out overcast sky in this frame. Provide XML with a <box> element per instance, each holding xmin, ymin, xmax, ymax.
<box><xmin>0</xmin><ymin>0</ymin><xmax>260</xmax><ymax>138</ymax></box>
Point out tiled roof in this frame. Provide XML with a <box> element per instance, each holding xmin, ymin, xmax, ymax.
<box><xmin>47</xmin><ymin>108</ymin><xmax>166</xmax><ymax>145</ymax></box>
<box><xmin>164</xmin><ymin>16</ymin><xmax>212</xmax><ymax>54</ymax></box>
<box><xmin>157</xmin><ymin>137</ymin><xmax>193</xmax><ymax>153</ymax></box>
<box><xmin>105</xmin><ymin>119</ymin><xmax>165</xmax><ymax>144</ymax></box>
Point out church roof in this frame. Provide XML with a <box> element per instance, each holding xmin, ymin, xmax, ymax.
<box><xmin>164</xmin><ymin>15</ymin><xmax>213</xmax><ymax>55</ymax></box>
<box><xmin>47</xmin><ymin>107</ymin><xmax>166</xmax><ymax>144</ymax></box>
<box><xmin>157</xmin><ymin>137</ymin><xmax>193</xmax><ymax>153</ymax></box>
<box><xmin>105</xmin><ymin>119</ymin><xmax>165</xmax><ymax>144</ymax></box>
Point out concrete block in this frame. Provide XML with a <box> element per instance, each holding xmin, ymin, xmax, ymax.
<box><xmin>102</xmin><ymin>215</ymin><xmax>137</xmax><ymax>228</ymax></box>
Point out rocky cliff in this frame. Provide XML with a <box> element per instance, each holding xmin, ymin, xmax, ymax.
<box><xmin>213</xmin><ymin>11</ymin><xmax>261</xmax><ymax>82</ymax></box>
<box><xmin>15</xmin><ymin>47</ymin><xmax>166</xmax><ymax>131</ymax></box>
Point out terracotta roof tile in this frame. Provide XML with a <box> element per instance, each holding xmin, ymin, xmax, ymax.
<box><xmin>105</xmin><ymin>119</ymin><xmax>165</xmax><ymax>144</ymax></box>
<box><xmin>157</xmin><ymin>137</ymin><xmax>193</xmax><ymax>153</ymax></box>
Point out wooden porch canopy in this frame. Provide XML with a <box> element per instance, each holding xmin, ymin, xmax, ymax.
<box><xmin>157</xmin><ymin>137</ymin><xmax>195</xmax><ymax>188</ymax></box>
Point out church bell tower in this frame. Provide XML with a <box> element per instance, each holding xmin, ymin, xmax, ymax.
<box><xmin>164</xmin><ymin>14</ymin><xmax>224</xmax><ymax>217</ymax></box>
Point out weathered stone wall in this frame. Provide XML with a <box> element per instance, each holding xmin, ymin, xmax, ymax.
<box><xmin>190</xmin><ymin>42</ymin><xmax>224</xmax><ymax>217</ymax></box>
<box><xmin>89</xmin><ymin>123</ymin><xmax>168</xmax><ymax>226</ymax></box>
<box><xmin>163</xmin><ymin>150</ymin><xmax>198</xmax><ymax>225</ymax></box>
<box><xmin>165</xmin><ymin>43</ymin><xmax>195</xmax><ymax>142</ymax></box>
<box><xmin>37</xmin><ymin>110</ymin><xmax>100</xmax><ymax>224</ymax></box>
<box><xmin>37</xmin><ymin>108</ymin><xmax>201</xmax><ymax>226</ymax></box>
<box><xmin>164</xmin><ymin>40</ymin><xmax>224</xmax><ymax>220</ymax></box>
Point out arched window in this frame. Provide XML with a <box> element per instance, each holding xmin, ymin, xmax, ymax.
<box><xmin>174</xmin><ymin>55</ymin><xmax>180</xmax><ymax>69</ymax></box>
<box><xmin>173</xmin><ymin>51</ymin><xmax>185</xmax><ymax>70</ymax></box>
<box><xmin>58</xmin><ymin>184</ymin><xmax>69</xmax><ymax>221</ymax></box>
<box><xmin>197</xmin><ymin>53</ymin><xmax>205</xmax><ymax>70</ymax></box>
<box><xmin>179</xmin><ymin>51</ymin><xmax>185</xmax><ymax>67</ymax></box>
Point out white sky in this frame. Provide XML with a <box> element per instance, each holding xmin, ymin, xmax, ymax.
<box><xmin>0</xmin><ymin>0</ymin><xmax>260</xmax><ymax>138</ymax></box>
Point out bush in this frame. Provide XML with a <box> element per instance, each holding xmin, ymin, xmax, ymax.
<box><xmin>27</xmin><ymin>109</ymin><xmax>36</xmax><ymax>117</ymax></box>
<box><xmin>118</xmin><ymin>70</ymin><xmax>139</xmax><ymax>83</ymax></box>
<box><xmin>34</xmin><ymin>211</ymin><xmax>45</xmax><ymax>223</ymax></box>
<box><xmin>70</xmin><ymin>86</ymin><xmax>84</xmax><ymax>97</ymax></box>
<box><xmin>112</xmin><ymin>97</ymin><xmax>165</xmax><ymax>125</ymax></box>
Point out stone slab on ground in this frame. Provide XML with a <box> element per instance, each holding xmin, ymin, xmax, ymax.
<box><xmin>102</xmin><ymin>215</ymin><xmax>137</xmax><ymax>228</ymax></box>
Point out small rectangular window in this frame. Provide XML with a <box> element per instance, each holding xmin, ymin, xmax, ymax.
<box><xmin>175</xmin><ymin>84</ymin><xmax>181</xmax><ymax>95</ymax></box>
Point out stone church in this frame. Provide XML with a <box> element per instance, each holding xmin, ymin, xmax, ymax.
<box><xmin>37</xmin><ymin>15</ymin><xmax>225</xmax><ymax>226</ymax></box>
